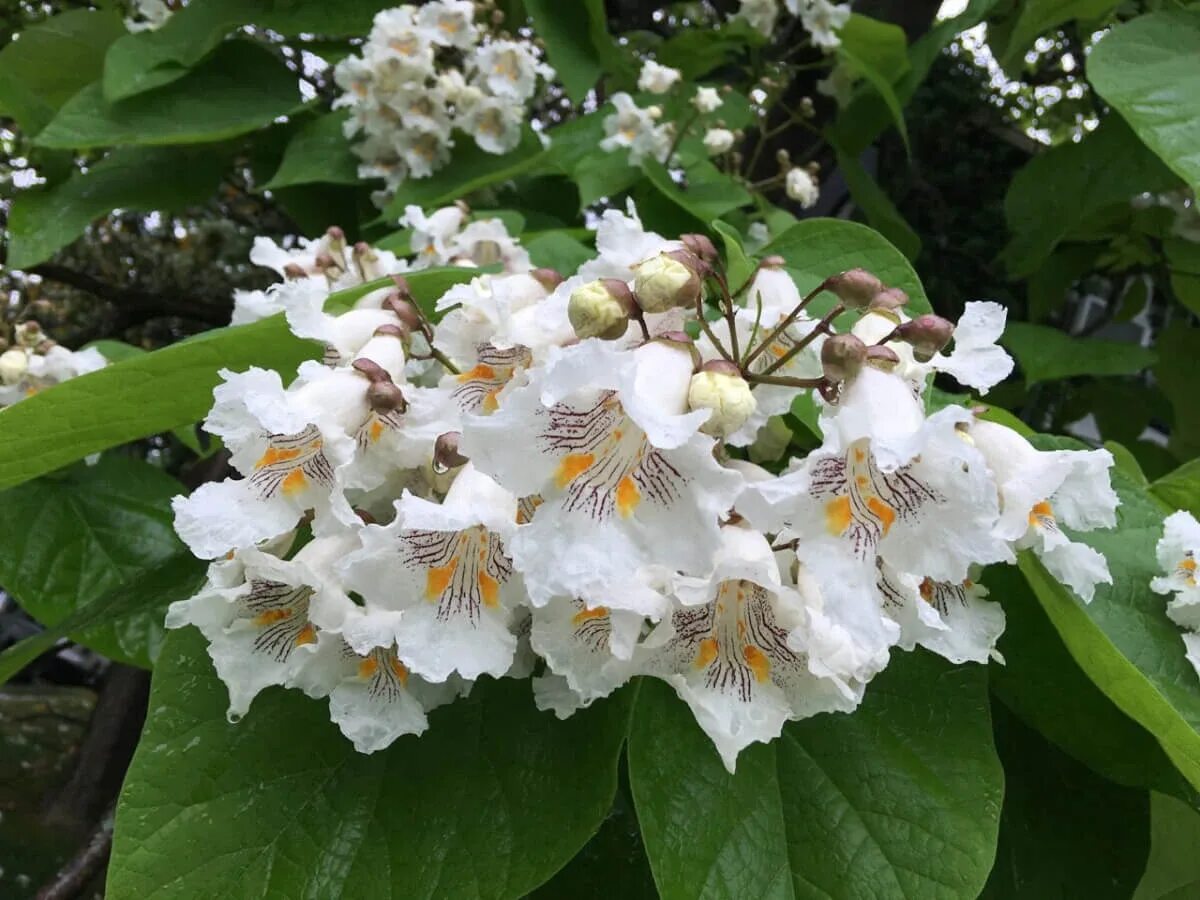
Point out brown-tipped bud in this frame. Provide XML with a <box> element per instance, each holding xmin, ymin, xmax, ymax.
<box><xmin>633</xmin><ymin>250</ymin><xmax>704</xmax><ymax>313</ymax></box>
<box><xmin>568</xmin><ymin>279</ymin><xmax>634</xmax><ymax>340</ymax></box>
<box><xmin>821</xmin><ymin>334</ymin><xmax>868</xmax><ymax>382</ymax></box>
<box><xmin>824</xmin><ymin>268</ymin><xmax>884</xmax><ymax>309</ymax></box>
<box><xmin>530</xmin><ymin>267</ymin><xmax>564</xmax><ymax>292</ymax></box>
<box><xmin>895</xmin><ymin>314</ymin><xmax>954</xmax><ymax>362</ymax></box>
<box><xmin>373</xmin><ymin>323</ymin><xmax>410</xmax><ymax>341</ymax></box>
<box><xmin>869</xmin><ymin>287</ymin><xmax>909</xmax><ymax>312</ymax></box>
<box><xmin>384</xmin><ymin>291</ymin><xmax>423</xmax><ymax>332</ymax></box>
<box><xmin>434</xmin><ymin>431</ymin><xmax>469</xmax><ymax>473</ymax></box>
<box><xmin>352</xmin><ymin>357</ymin><xmax>389</xmax><ymax>382</ymax></box>
<box><xmin>701</xmin><ymin>358</ymin><xmax>741</xmax><ymax>377</ymax></box>
<box><xmin>681</xmin><ymin>233</ymin><xmax>718</xmax><ymax>263</ymax></box>
<box><xmin>759</xmin><ymin>255</ymin><xmax>786</xmax><ymax>270</ymax></box>
<box><xmin>367</xmin><ymin>379</ymin><xmax>408</xmax><ymax>413</ymax></box>
<box><xmin>326</xmin><ymin>226</ymin><xmax>346</xmax><ymax>244</ymax></box>
<box><xmin>314</xmin><ymin>251</ymin><xmax>339</xmax><ymax>272</ymax></box>
<box><xmin>865</xmin><ymin>345</ymin><xmax>900</xmax><ymax>372</ymax></box>
<box><xmin>282</xmin><ymin>262</ymin><xmax>309</xmax><ymax>280</ymax></box>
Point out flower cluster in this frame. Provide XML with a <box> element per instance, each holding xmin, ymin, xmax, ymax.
<box><xmin>1153</xmin><ymin>511</ymin><xmax>1200</xmax><ymax>676</ymax></box>
<box><xmin>736</xmin><ymin>0</ymin><xmax>850</xmax><ymax>44</ymax></box>
<box><xmin>0</xmin><ymin>322</ymin><xmax>107</xmax><ymax>408</ymax></box>
<box><xmin>333</xmin><ymin>2</ymin><xmax>553</xmax><ymax>199</ymax></box>
<box><xmin>170</xmin><ymin>206</ymin><xmax>1119</xmax><ymax>770</ymax></box>
<box><xmin>231</xmin><ymin>204</ymin><xmax>527</xmax><ymax>326</ymax></box>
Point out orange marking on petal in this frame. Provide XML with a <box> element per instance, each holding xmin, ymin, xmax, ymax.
<box><xmin>1181</xmin><ymin>558</ymin><xmax>1197</xmax><ymax>572</ymax></box>
<box><xmin>457</xmin><ymin>363</ymin><xmax>496</xmax><ymax>382</ymax></box>
<box><xmin>294</xmin><ymin>624</ymin><xmax>317</xmax><ymax>646</ymax></box>
<box><xmin>281</xmin><ymin>468</ymin><xmax>308</xmax><ymax>495</ymax></box>
<box><xmin>1029</xmin><ymin>500</ymin><xmax>1054</xmax><ymax>527</ymax></box>
<box><xmin>694</xmin><ymin>637</ymin><xmax>718</xmax><ymax>670</ymax></box>
<box><xmin>389</xmin><ymin>657</ymin><xmax>409</xmax><ymax>684</ymax></box>
<box><xmin>358</xmin><ymin>657</ymin><xmax>379</xmax><ymax>679</ymax></box>
<box><xmin>555</xmin><ymin>453</ymin><xmax>594</xmax><ymax>488</ymax></box>
<box><xmin>825</xmin><ymin>496</ymin><xmax>852</xmax><ymax>536</ymax></box>
<box><xmin>867</xmin><ymin>496</ymin><xmax>896</xmax><ymax>535</ymax></box>
<box><xmin>616</xmin><ymin>476</ymin><xmax>641</xmax><ymax>517</ymax></box>
<box><xmin>425</xmin><ymin>558</ymin><xmax>458</xmax><ymax>600</ymax></box>
<box><xmin>369</xmin><ymin>420</ymin><xmax>385</xmax><ymax>442</ymax></box>
<box><xmin>482</xmin><ymin>389</ymin><xmax>500</xmax><ymax>412</ymax></box>
<box><xmin>855</xmin><ymin>475</ymin><xmax>868</xmax><ymax>487</ymax></box>
<box><xmin>853</xmin><ymin>447</ymin><xmax>865</xmax><ymax>463</ymax></box>
<box><xmin>253</xmin><ymin>608</ymin><xmax>292</xmax><ymax>626</ymax></box>
<box><xmin>571</xmin><ymin>605</ymin><xmax>609</xmax><ymax>626</ymax></box>
<box><xmin>918</xmin><ymin>578</ymin><xmax>934</xmax><ymax>601</ymax></box>
<box><xmin>743</xmin><ymin>645</ymin><xmax>771</xmax><ymax>682</ymax></box>
<box><xmin>478</xmin><ymin>571</ymin><xmax>500</xmax><ymax>608</ymax></box>
<box><xmin>255</xmin><ymin>446</ymin><xmax>302</xmax><ymax>469</ymax></box>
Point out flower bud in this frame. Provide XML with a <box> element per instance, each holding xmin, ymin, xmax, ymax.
<box><xmin>434</xmin><ymin>431</ymin><xmax>469</xmax><ymax>473</ymax></box>
<box><xmin>680</xmin><ymin>233</ymin><xmax>718</xmax><ymax>264</ymax></box>
<box><xmin>384</xmin><ymin>291</ymin><xmax>424</xmax><ymax>332</ymax></box>
<box><xmin>16</xmin><ymin>322</ymin><xmax>44</xmax><ymax>348</ymax></box>
<box><xmin>353</xmin><ymin>358</ymin><xmax>408</xmax><ymax>413</ymax></box>
<box><xmin>0</xmin><ymin>348</ymin><xmax>28</xmax><ymax>385</ymax></box>
<box><xmin>869</xmin><ymin>287</ymin><xmax>910</xmax><ymax>312</ymax></box>
<box><xmin>687</xmin><ymin>361</ymin><xmax>756</xmax><ymax>438</ymax></box>
<box><xmin>759</xmin><ymin>255</ymin><xmax>786</xmax><ymax>270</ymax></box>
<box><xmin>568</xmin><ymin>279</ymin><xmax>634</xmax><ymax>340</ymax></box>
<box><xmin>353</xmin><ymin>241</ymin><xmax>387</xmax><ymax>281</ymax></box>
<box><xmin>824</xmin><ymin>268</ymin><xmax>883</xmax><ymax>309</ymax></box>
<box><xmin>374</xmin><ymin>323</ymin><xmax>411</xmax><ymax>341</ymax></box>
<box><xmin>282</xmin><ymin>263</ymin><xmax>309</xmax><ymax>280</ymax></box>
<box><xmin>865</xmin><ymin>345</ymin><xmax>900</xmax><ymax>372</ymax></box>
<box><xmin>633</xmin><ymin>250</ymin><xmax>703</xmax><ymax>313</ymax></box>
<box><xmin>820</xmin><ymin>334</ymin><xmax>867</xmax><ymax>382</ymax></box>
<box><xmin>895</xmin><ymin>314</ymin><xmax>954</xmax><ymax>362</ymax></box>
<box><xmin>530</xmin><ymin>267</ymin><xmax>564</xmax><ymax>292</ymax></box>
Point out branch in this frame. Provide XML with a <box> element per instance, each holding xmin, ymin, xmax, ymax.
<box><xmin>35</xmin><ymin>805</ymin><xmax>114</xmax><ymax>900</ymax></box>
<box><xmin>28</xmin><ymin>263</ymin><xmax>232</xmax><ymax>328</ymax></box>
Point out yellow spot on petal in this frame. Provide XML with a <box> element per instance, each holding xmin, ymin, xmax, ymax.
<box><xmin>482</xmin><ymin>389</ymin><xmax>500</xmax><ymax>412</ymax></box>
<box><xmin>867</xmin><ymin>496</ymin><xmax>896</xmax><ymax>535</ymax></box>
<box><xmin>294</xmin><ymin>623</ymin><xmax>317</xmax><ymax>646</ymax></box>
<box><xmin>616</xmin><ymin>476</ymin><xmax>640</xmax><ymax>517</ymax></box>
<box><xmin>1181</xmin><ymin>557</ymin><xmax>1197</xmax><ymax>572</ymax></box>
<box><xmin>743</xmin><ymin>645</ymin><xmax>770</xmax><ymax>682</ymax></box>
<box><xmin>1029</xmin><ymin>500</ymin><xmax>1055</xmax><ymax>527</ymax></box>
<box><xmin>825</xmin><ymin>495</ymin><xmax>852</xmax><ymax>536</ymax></box>
<box><xmin>855</xmin><ymin>475</ymin><xmax>868</xmax><ymax>487</ymax></box>
<box><xmin>358</xmin><ymin>656</ymin><xmax>379</xmax><ymax>679</ymax></box>
<box><xmin>555</xmin><ymin>453</ymin><xmax>594</xmax><ymax>488</ymax></box>
<box><xmin>695</xmin><ymin>637</ymin><xmax>718</xmax><ymax>670</ymax></box>
<box><xmin>369</xmin><ymin>420</ymin><xmax>385</xmax><ymax>442</ymax></box>
<box><xmin>281</xmin><ymin>468</ymin><xmax>308</xmax><ymax>495</ymax></box>
<box><xmin>253</xmin><ymin>608</ymin><xmax>292</xmax><ymax>626</ymax></box>
<box><xmin>478</xmin><ymin>571</ymin><xmax>499</xmax><ymax>608</ymax></box>
<box><xmin>853</xmin><ymin>447</ymin><xmax>865</xmax><ymax>463</ymax></box>
<box><xmin>255</xmin><ymin>446</ymin><xmax>302</xmax><ymax>469</ymax></box>
<box><xmin>571</xmin><ymin>605</ymin><xmax>609</xmax><ymax>626</ymax></box>
<box><xmin>458</xmin><ymin>363</ymin><xmax>496</xmax><ymax>382</ymax></box>
<box><xmin>425</xmin><ymin>558</ymin><xmax>458</xmax><ymax>600</ymax></box>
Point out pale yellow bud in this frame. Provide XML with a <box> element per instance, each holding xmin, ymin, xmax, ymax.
<box><xmin>0</xmin><ymin>349</ymin><xmax>28</xmax><ymax>386</ymax></box>
<box><xmin>633</xmin><ymin>252</ymin><xmax>701</xmax><ymax>313</ymax></box>
<box><xmin>568</xmin><ymin>280</ymin><xmax>632</xmax><ymax>340</ymax></box>
<box><xmin>688</xmin><ymin>366</ymin><xmax>756</xmax><ymax>437</ymax></box>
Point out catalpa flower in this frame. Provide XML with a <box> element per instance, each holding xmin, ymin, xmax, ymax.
<box><xmin>462</xmin><ymin>338</ymin><xmax>744</xmax><ymax>614</ymax></box>
<box><xmin>1152</xmin><ymin>511</ymin><xmax>1200</xmax><ymax>634</ymax></box>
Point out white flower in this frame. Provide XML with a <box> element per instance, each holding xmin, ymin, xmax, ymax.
<box><xmin>703</xmin><ymin>127</ymin><xmax>735</xmax><ymax>156</ymax></box>
<box><xmin>688</xmin><ymin>367</ymin><xmax>757</xmax><ymax>438</ymax></box>
<box><xmin>0</xmin><ymin>348</ymin><xmax>28</xmax><ymax>386</ymax></box>
<box><xmin>736</xmin><ymin>0</ymin><xmax>779</xmax><ymax>37</ymax></box>
<box><xmin>600</xmin><ymin>93</ymin><xmax>672</xmax><ymax>165</ymax></box>
<box><xmin>461</xmin><ymin>338</ymin><xmax>744</xmax><ymax>614</ymax></box>
<box><xmin>1152</xmin><ymin>512</ymin><xmax>1200</xmax><ymax>673</ymax></box>
<box><xmin>692</xmin><ymin>86</ymin><xmax>723</xmax><ymax>113</ymax></box>
<box><xmin>366</xmin><ymin>7</ymin><xmax>436</xmax><ymax>78</ymax></box>
<box><xmin>402</xmin><ymin>204</ymin><xmax>466</xmax><ymax>262</ymax></box>
<box><xmin>459</xmin><ymin>95</ymin><xmax>524</xmax><ymax>154</ymax></box>
<box><xmin>385</xmin><ymin>84</ymin><xmax>454</xmax><ymax>139</ymax></box>
<box><xmin>877</xmin><ymin>564</ymin><xmax>1006</xmax><ymax>665</ymax></box>
<box><xmin>450</xmin><ymin>218</ymin><xmax>531</xmax><ymax>271</ymax></box>
<box><xmin>640</xmin><ymin>525</ymin><xmax>862</xmax><ymax>771</ymax></box>
<box><xmin>793</xmin><ymin>0</ymin><xmax>851</xmax><ymax>50</ymax></box>
<box><xmin>125</xmin><ymin>0</ymin><xmax>172</xmax><ymax>32</ymax></box>
<box><xmin>637</xmin><ymin>60</ymin><xmax>682</xmax><ymax>94</ymax></box>
<box><xmin>397</xmin><ymin>129</ymin><xmax>453</xmax><ymax>179</ymax></box>
<box><xmin>969</xmin><ymin>420</ymin><xmax>1117</xmax><ymax>602</ymax></box>
<box><xmin>786</xmin><ymin>166</ymin><xmax>820</xmax><ymax>208</ymax></box>
<box><xmin>417</xmin><ymin>0</ymin><xmax>479</xmax><ymax>49</ymax></box>
<box><xmin>932</xmin><ymin>301</ymin><xmax>1015</xmax><ymax>394</ymax></box>
<box><xmin>469</xmin><ymin>39</ymin><xmax>551</xmax><ymax>101</ymax></box>
<box><xmin>433</xmin><ymin>272</ymin><xmax>554</xmax><ymax>364</ymax></box>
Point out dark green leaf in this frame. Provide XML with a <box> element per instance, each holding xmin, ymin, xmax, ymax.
<box><xmin>1134</xmin><ymin>793</ymin><xmax>1200</xmax><ymax>900</ymax></box>
<box><xmin>7</xmin><ymin>145</ymin><xmax>231</xmax><ymax>269</ymax></box>
<box><xmin>711</xmin><ymin>220</ymin><xmax>754</xmax><ymax>291</ymax></box>
<box><xmin>524</xmin><ymin>231</ymin><xmax>594</xmax><ymax>274</ymax></box>
<box><xmin>1088</xmin><ymin>10</ymin><xmax>1200</xmax><ymax>195</ymax></box>
<box><xmin>1153</xmin><ymin>460</ymin><xmax>1200</xmax><ymax>520</ymax></box>
<box><xmin>36</xmin><ymin>41</ymin><xmax>301</xmax><ymax>150</ymax></box>
<box><xmin>264</xmin><ymin>112</ymin><xmax>360</xmax><ymax>190</ymax></box>
<box><xmin>834</xmin><ymin>146</ymin><xmax>920</xmax><ymax>260</ymax></box>
<box><xmin>1001</xmin><ymin>321</ymin><xmax>1155</xmax><ymax>384</ymax></box>
<box><xmin>639</xmin><ymin>159</ymin><xmax>753</xmax><ymax>226</ymax></box>
<box><xmin>525</xmin><ymin>0</ymin><xmax>604</xmax><ymax>101</ymax></box>
<box><xmin>996</xmin><ymin>0</ymin><xmax>1120</xmax><ymax>70</ymax></box>
<box><xmin>107</xmin><ymin>628</ymin><xmax>634</xmax><ymax>899</ymax></box>
<box><xmin>980</xmin><ymin>703</ymin><xmax>1150</xmax><ymax>899</ymax></box>
<box><xmin>835</xmin><ymin>16</ymin><xmax>911</xmax><ymax>155</ymax></box>
<box><xmin>656</xmin><ymin>20</ymin><xmax>766</xmax><ymax>80</ymax></box>
<box><xmin>1025</xmin><ymin>245</ymin><xmax>1102</xmax><ymax>322</ymax></box>
<box><xmin>0</xmin><ymin>457</ymin><xmax>198</xmax><ymax>668</ymax></box>
<box><xmin>1154</xmin><ymin>322</ymin><xmax>1200</xmax><ymax>461</ymax></box>
<box><xmin>0</xmin><ymin>9</ymin><xmax>126</xmax><ymax>134</ymax></box>
<box><xmin>629</xmin><ymin>651</ymin><xmax>1002</xmax><ymax>900</ymax></box>
<box><xmin>1165</xmin><ymin>237</ymin><xmax>1200</xmax><ymax>316</ymax></box>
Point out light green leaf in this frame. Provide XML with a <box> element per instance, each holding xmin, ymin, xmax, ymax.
<box><xmin>7</xmin><ymin>145</ymin><xmax>231</xmax><ymax>269</ymax></box>
<box><xmin>0</xmin><ymin>457</ymin><xmax>200</xmax><ymax>668</ymax></box>
<box><xmin>711</xmin><ymin>220</ymin><xmax>754</xmax><ymax>291</ymax></box>
<box><xmin>1001</xmin><ymin>321</ymin><xmax>1156</xmax><ymax>384</ymax></box>
<box><xmin>1152</xmin><ymin>459</ymin><xmax>1200</xmax><ymax>520</ymax></box>
<box><xmin>0</xmin><ymin>268</ymin><xmax>475</xmax><ymax>492</ymax></box>
<box><xmin>103</xmin><ymin>0</ymin><xmax>391</xmax><ymax>101</ymax></box>
<box><xmin>1017</xmin><ymin>456</ymin><xmax>1200</xmax><ymax>793</ymax></box>
<box><xmin>1001</xmin><ymin>115</ymin><xmax>1181</xmax><ymax>277</ymax></box>
<box><xmin>759</xmin><ymin>217</ymin><xmax>932</xmax><ymax>314</ymax></box>
<box><xmin>628</xmin><ymin>651</ymin><xmax>1002</xmax><ymax>899</ymax></box>
<box><xmin>1134</xmin><ymin>793</ymin><xmax>1200</xmax><ymax>900</ymax></box>
<box><xmin>997</xmin><ymin>0</ymin><xmax>1121</xmax><ymax>70</ymax></box>
<box><xmin>980</xmin><ymin>703</ymin><xmax>1150</xmax><ymax>899</ymax></box>
<box><xmin>379</xmin><ymin>128</ymin><xmax>547</xmax><ymax>221</ymax></box>
<box><xmin>1089</xmin><ymin>10</ymin><xmax>1200</xmax><ymax>195</ymax></box>
<box><xmin>833</xmin><ymin>145</ymin><xmax>921</xmax><ymax>260</ymax></box>
<box><xmin>640</xmin><ymin>159</ymin><xmax>753</xmax><ymax>225</ymax></box>
<box><xmin>0</xmin><ymin>9</ymin><xmax>126</xmax><ymax>134</ymax></box>
<box><xmin>36</xmin><ymin>41</ymin><xmax>301</xmax><ymax>150</ymax></box>
<box><xmin>263</xmin><ymin>112</ymin><xmax>360</xmax><ymax>190</ymax></box>
<box><xmin>524</xmin><ymin>231</ymin><xmax>594</xmax><ymax>274</ymax></box>
<box><xmin>107</xmin><ymin>628</ymin><xmax>634</xmax><ymax>899</ymax></box>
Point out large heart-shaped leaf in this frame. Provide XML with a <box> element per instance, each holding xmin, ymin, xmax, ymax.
<box><xmin>1001</xmin><ymin>321</ymin><xmax>1156</xmax><ymax>384</ymax></box>
<box><xmin>107</xmin><ymin>629</ymin><xmax>634</xmax><ymax>899</ymax></box>
<box><xmin>628</xmin><ymin>650</ymin><xmax>1003</xmax><ymax>899</ymax></box>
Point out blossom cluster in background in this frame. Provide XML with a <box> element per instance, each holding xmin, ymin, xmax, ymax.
<box><xmin>1154</xmin><ymin>511</ymin><xmax>1200</xmax><ymax>676</ymax></box>
<box><xmin>333</xmin><ymin>1</ymin><xmax>553</xmax><ymax>201</ymax></box>
<box><xmin>736</xmin><ymin>0</ymin><xmax>850</xmax><ymax>44</ymax></box>
<box><xmin>0</xmin><ymin>322</ymin><xmax>107</xmax><ymax>408</ymax></box>
<box><xmin>169</xmin><ymin>204</ymin><xmax>1122</xmax><ymax>771</ymax></box>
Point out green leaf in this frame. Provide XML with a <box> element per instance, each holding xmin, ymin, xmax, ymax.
<box><xmin>628</xmin><ymin>651</ymin><xmax>1002</xmax><ymax>899</ymax></box>
<box><xmin>997</xmin><ymin>0</ymin><xmax>1121</xmax><ymax>70</ymax></box>
<box><xmin>263</xmin><ymin>112</ymin><xmax>360</xmax><ymax>190</ymax></box>
<box><xmin>1088</xmin><ymin>10</ymin><xmax>1200</xmax><ymax>195</ymax></box>
<box><xmin>711</xmin><ymin>220</ymin><xmax>754</xmax><ymax>291</ymax></box>
<box><xmin>1165</xmin><ymin>238</ymin><xmax>1200</xmax><ymax>315</ymax></box>
<box><xmin>835</xmin><ymin>47</ymin><xmax>909</xmax><ymax>155</ymax></box>
<box><xmin>1000</xmin><ymin>321</ymin><xmax>1156</xmax><ymax>384</ymax></box>
<box><xmin>0</xmin><ymin>554</ymin><xmax>205</xmax><ymax>685</ymax></box>
<box><xmin>524</xmin><ymin>231</ymin><xmax>594</xmax><ymax>274</ymax></box>
<box><xmin>1153</xmin><ymin>459</ymin><xmax>1200</xmax><ymax>520</ymax></box>
<box><xmin>7</xmin><ymin>145</ymin><xmax>231</xmax><ymax>269</ymax></box>
<box><xmin>0</xmin><ymin>268</ymin><xmax>475</xmax><ymax>492</ymax></box>
<box><xmin>107</xmin><ymin>628</ymin><xmax>634</xmax><ymax>899</ymax></box>
<box><xmin>525</xmin><ymin>0</ymin><xmax>604</xmax><ymax>102</ymax></box>
<box><xmin>379</xmin><ymin>128</ymin><xmax>547</xmax><ymax>221</ymax></box>
<box><xmin>103</xmin><ymin>0</ymin><xmax>392</xmax><ymax>101</ymax></box>
<box><xmin>36</xmin><ymin>41</ymin><xmax>301</xmax><ymax>150</ymax></box>
<box><xmin>639</xmin><ymin>159</ymin><xmax>753</xmax><ymax>226</ymax></box>
<box><xmin>758</xmin><ymin>217</ymin><xmax>932</xmax><ymax>314</ymax></box>
<box><xmin>656</xmin><ymin>20</ymin><xmax>766</xmax><ymax>81</ymax></box>
<box><xmin>1017</xmin><ymin>459</ymin><xmax>1200</xmax><ymax>793</ymax></box>
<box><xmin>0</xmin><ymin>9</ymin><xmax>126</xmax><ymax>134</ymax></box>
<box><xmin>1153</xmin><ymin>322</ymin><xmax>1200</xmax><ymax>461</ymax></box>
<box><xmin>0</xmin><ymin>457</ymin><xmax>199</xmax><ymax>668</ymax></box>
<box><xmin>835</xmin><ymin>16</ymin><xmax>911</xmax><ymax>155</ymax></box>
<box><xmin>833</xmin><ymin>146</ymin><xmax>920</xmax><ymax>260</ymax></box>
<box><xmin>980</xmin><ymin>703</ymin><xmax>1150</xmax><ymax>899</ymax></box>
<box><xmin>1134</xmin><ymin>793</ymin><xmax>1200</xmax><ymax>900</ymax></box>
<box><xmin>1025</xmin><ymin>245</ymin><xmax>1103</xmax><ymax>322</ymax></box>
